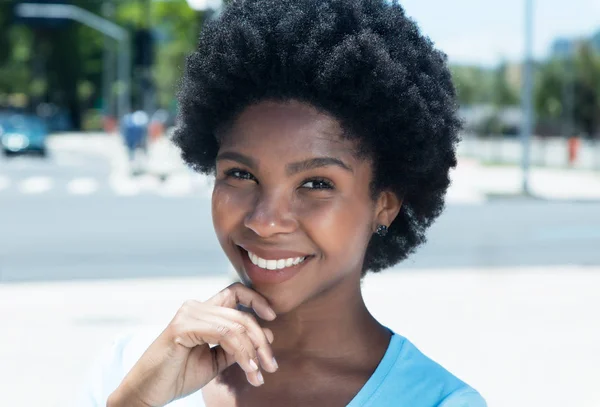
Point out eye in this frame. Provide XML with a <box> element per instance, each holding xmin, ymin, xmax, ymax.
<box><xmin>301</xmin><ymin>178</ymin><xmax>334</xmax><ymax>190</ymax></box>
<box><xmin>224</xmin><ymin>168</ymin><xmax>257</xmax><ymax>182</ymax></box>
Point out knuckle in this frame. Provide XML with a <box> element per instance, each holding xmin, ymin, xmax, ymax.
<box><xmin>242</xmin><ymin>313</ymin><xmax>258</xmax><ymax>328</ymax></box>
<box><xmin>168</xmin><ymin>321</ymin><xmax>186</xmax><ymax>338</ymax></box>
<box><xmin>217</xmin><ymin>324</ymin><xmax>231</xmax><ymax>338</ymax></box>
<box><xmin>231</xmin><ymin>322</ymin><xmax>246</xmax><ymax>334</ymax></box>
<box><xmin>236</xmin><ymin>342</ymin><xmax>247</xmax><ymax>355</ymax></box>
<box><xmin>180</xmin><ymin>299</ymin><xmax>198</xmax><ymax>313</ymax></box>
<box><xmin>220</xmin><ymin>288</ymin><xmax>233</xmax><ymax>299</ymax></box>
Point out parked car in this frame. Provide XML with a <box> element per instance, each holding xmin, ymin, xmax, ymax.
<box><xmin>0</xmin><ymin>114</ymin><xmax>49</xmax><ymax>157</ymax></box>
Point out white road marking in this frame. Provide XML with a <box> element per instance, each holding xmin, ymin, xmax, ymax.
<box><xmin>445</xmin><ymin>188</ymin><xmax>487</xmax><ymax>205</ymax></box>
<box><xmin>66</xmin><ymin>178</ymin><xmax>99</xmax><ymax>195</ymax></box>
<box><xmin>0</xmin><ymin>175</ymin><xmax>11</xmax><ymax>191</ymax></box>
<box><xmin>1</xmin><ymin>171</ymin><xmax>213</xmax><ymax>199</ymax></box>
<box><xmin>109</xmin><ymin>173</ymin><xmax>140</xmax><ymax>196</ymax></box>
<box><xmin>158</xmin><ymin>174</ymin><xmax>193</xmax><ymax>197</ymax></box>
<box><xmin>19</xmin><ymin>176</ymin><xmax>54</xmax><ymax>194</ymax></box>
<box><xmin>191</xmin><ymin>174</ymin><xmax>214</xmax><ymax>198</ymax></box>
<box><xmin>137</xmin><ymin>174</ymin><xmax>161</xmax><ymax>192</ymax></box>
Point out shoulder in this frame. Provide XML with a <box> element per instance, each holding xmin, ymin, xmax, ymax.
<box><xmin>365</xmin><ymin>334</ymin><xmax>486</xmax><ymax>407</ymax></box>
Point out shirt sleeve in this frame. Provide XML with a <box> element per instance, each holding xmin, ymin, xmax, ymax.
<box><xmin>69</xmin><ymin>333</ymin><xmax>132</xmax><ymax>407</ymax></box>
<box><xmin>436</xmin><ymin>387</ymin><xmax>488</xmax><ymax>407</ymax></box>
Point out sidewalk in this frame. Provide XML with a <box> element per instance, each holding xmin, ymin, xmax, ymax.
<box><xmin>451</xmin><ymin>159</ymin><xmax>600</xmax><ymax>201</ymax></box>
<box><xmin>1</xmin><ymin>267</ymin><xmax>599</xmax><ymax>407</ymax></box>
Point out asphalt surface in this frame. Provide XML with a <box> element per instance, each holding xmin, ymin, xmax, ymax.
<box><xmin>2</xmin><ymin>150</ymin><xmax>600</xmax><ymax>283</ymax></box>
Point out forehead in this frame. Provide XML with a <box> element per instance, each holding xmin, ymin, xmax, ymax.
<box><xmin>219</xmin><ymin>100</ymin><xmax>358</xmax><ymax>158</ymax></box>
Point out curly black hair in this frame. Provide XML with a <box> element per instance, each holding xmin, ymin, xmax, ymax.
<box><xmin>173</xmin><ymin>0</ymin><xmax>461</xmax><ymax>273</ymax></box>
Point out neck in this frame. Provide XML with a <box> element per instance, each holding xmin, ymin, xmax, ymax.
<box><xmin>262</xmin><ymin>274</ymin><xmax>390</xmax><ymax>360</ymax></box>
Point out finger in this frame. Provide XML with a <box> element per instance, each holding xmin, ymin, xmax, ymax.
<box><xmin>211</xmin><ymin>346</ymin><xmax>264</xmax><ymax>387</ymax></box>
<box><xmin>263</xmin><ymin>327</ymin><xmax>274</xmax><ymax>344</ymax></box>
<box><xmin>245</xmin><ymin>369</ymin><xmax>265</xmax><ymax>387</ymax></box>
<box><xmin>208</xmin><ymin>283</ymin><xmax>276</xmax><ymax>321</ymax></box>
<box><xmin>205</xmin><ymin>318</ymin><xmax>261</xmax><ymax>376</ymax></box>
<box><xmin>172</xmin><ymin>317</ymin><xmax>259</xmax><ymax>376</ymax></box>
<box><xmin>174</xmin><ymin>300</ymin><xmax>276</xmax><ymax>373</ymax></box>
<box><xmin>210</xmin><ymin>308</ymin><xmax>278</xmax><ymax>373</ymax></box>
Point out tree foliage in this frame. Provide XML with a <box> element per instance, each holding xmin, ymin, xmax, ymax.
<box><xmin>1</xmin><ymin>2</ymin><xmax>600</xmax><ymax>135</ymax></box>
<box><xmin>536</xmin><ymin>41</ymin><xmax>600</xmax><ymax>137</ymax></box>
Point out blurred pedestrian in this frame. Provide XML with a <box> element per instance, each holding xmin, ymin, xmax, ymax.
<box><xmin>79</xmin><ymin>1</ymin><xmax>486</xmax><ymax>406</ymax></box>
<box><xmin>120</xmin><ymin>110</ymin><xmax>149</xmax><ymax>173</ymax></box>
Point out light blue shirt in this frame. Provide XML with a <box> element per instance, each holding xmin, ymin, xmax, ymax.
<box><xmin>75</xmin><ymin>327</ymin><xmax>486</xmax><ymax>406</ymax></box>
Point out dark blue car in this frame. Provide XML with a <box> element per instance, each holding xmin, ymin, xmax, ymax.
<box><xmin>0</xmin><ymin>114</ymin><xmax>49</xmax><ymax>157</ymax></box>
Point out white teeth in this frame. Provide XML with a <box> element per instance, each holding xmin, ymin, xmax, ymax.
<box><xmin>247</xmin><ymin>251</ymin><xmax>307</xmax><ymax>271</ymax></box>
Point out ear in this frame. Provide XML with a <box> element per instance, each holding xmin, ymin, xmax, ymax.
<box><xmin>373</xmin><ymin>190</ymin><xmax>403</xmax><ymax>232</ymax></box>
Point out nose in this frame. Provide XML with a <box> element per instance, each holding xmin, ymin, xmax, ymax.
<box><xmin>244</xmin><ymin>190</ymin><xmax>298</xmax><ymax>238</ymax></box>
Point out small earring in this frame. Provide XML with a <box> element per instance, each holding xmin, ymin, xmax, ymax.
<box><xmin>376</xmin><ymin>225</ymin><xmax>388</xmax><ymax>237</ymax></box>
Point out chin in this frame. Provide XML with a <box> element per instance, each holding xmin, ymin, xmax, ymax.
<box><xmin>245</xmin><ymin>280</ymin><xmax>302</xmax><ymax>315</ymax></box>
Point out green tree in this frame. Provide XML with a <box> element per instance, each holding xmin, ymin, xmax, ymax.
<box><xmin>535</xmin><ymin>59</ymin><xmax>565</xmax><ymax>122</ymax></box>
<box><xmin>450</xmin><ymin>65</ymin><xmax>495</xmax><ymax>106</ymax></box>
<box><xmin>151</xmin><ymin>0</ymin><xmax>201</xmax><ymax>109</ymax></box>
<box><xmin>535</xmin><ymin>42</ymin><xmax>600</xmax><ymax>138</ymax></box>
<box><xmin>491</xmin><ymin>62</ymin><xmax>519</xmax><ymax>108</ymax></box>
<box><xmin>574</xmin><ymin>43</ymin><xmax>600</xmax><ymax>137</ymax></box>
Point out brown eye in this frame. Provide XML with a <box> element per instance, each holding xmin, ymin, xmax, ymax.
<box><xmin>225</xmin><ymin>169</ymin><xmax>257</xmax><ymax>182</ymax></box>
<box><xmin>301</xmin><ymin>178</ymin><xmax>334</xmax><ymax>190</ymax></box>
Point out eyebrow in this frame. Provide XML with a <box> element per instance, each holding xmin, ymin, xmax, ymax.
<box><xmin>216</xmin><ymin>152</ymin><xmax>353</xmax><ymax>175</ymax></box>
<box><xmin>286</xmin><ymin>157</ymin><xmax>353</xmax><ymax>175</ymax></box>
<box><xmin>216</xmin><ymin>151</ymin><xmax>258</xmax><ymax>168</ymax></box>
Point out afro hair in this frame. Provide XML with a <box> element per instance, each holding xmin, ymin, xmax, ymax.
<box><xmin>173</xmin><ymin>0</ymin><xmax>462</xmax><ymax>273</ymax></box>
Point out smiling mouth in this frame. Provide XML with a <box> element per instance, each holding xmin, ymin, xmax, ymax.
<box><xmin>246</xmin><ymin>250</ymin><xmax>307</xmax><ymax>270</ymax></box>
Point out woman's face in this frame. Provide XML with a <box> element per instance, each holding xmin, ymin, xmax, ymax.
<box><xmin>212</xmin><ymin>100</ymin><xmax>394</xmax><ymax>313</ymax></box>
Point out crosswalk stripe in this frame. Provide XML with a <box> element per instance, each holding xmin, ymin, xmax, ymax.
<box><xmin>158</xmin><ymin>174</ymin><xmax>193</xmax><ymax>197</ymax></box>
<box><xmin>66</xmin><ymin>178</ymin><xmax>99</xmax><ymax>195</ymax></box>
<box><xmin>19</xmin><ymin>176</ymin><xmax>54</xmax><ymax>194</ymax></box>
<box><xmin>0</xmin><ymin>175</ymin><xmax>10</xmax><ymax>191</ymax></box>
<box><xmin>0</xmin><ymin>174</ymin><xmax>485</xmax><ymax>204</ymax></box>
<box><xmin>109</xmin><ymin>175</ymin><xmax>141</xmax><ymax>196</ymax></box>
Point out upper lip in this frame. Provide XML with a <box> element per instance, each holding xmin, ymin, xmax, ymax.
<box><xmin>238</xmin><ymin>244</ymin><xmax>311</xmax><ymax>260</ymax></box>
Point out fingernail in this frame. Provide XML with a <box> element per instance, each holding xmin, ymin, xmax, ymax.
<box><xmin>268</xmin><ymin>309</ymin><xmax>277</xmax><ymax>319</ymax></box>
<box><xmin>257</xmin><ymin>371</ymin><xmax>264</xmax><ymax>384</ymax></box>
<box><xmin>249</xmin><ymin>359</ymin><xmax>259</xmax><ymax>371</ymax></box>
<box><xmin>272</xmin><ymin>357</ymin><xmax>278</xmax><ymax>370</ymax></box>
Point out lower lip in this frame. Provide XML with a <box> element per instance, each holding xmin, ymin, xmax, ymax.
<box><xmin>240</xmin><ymin>249</ymin><xmax>309</xmax><ymax>285</ymax></box>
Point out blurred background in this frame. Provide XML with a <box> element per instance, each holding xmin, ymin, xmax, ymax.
<box><xmin>0</xmin><ymin>0</ymin><xmax>599</xmax><ymax>406</ymax></box>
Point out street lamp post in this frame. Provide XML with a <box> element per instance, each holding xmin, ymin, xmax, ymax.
<box><xmin>520</xmin><ymin>0</ymin><xmax>535</xmax><ymax>195</ymax></box>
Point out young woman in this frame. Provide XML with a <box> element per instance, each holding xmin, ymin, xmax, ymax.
<box><xmin>82</xmin><ymin>0</ymin><xmax>486</xmax><ymax>406</ymax></box>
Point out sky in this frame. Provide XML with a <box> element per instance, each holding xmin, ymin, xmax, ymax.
<box><xmin>399</xmin><ymin>0</ymin><xmax>600</xmax><ymax>66</ymax></box>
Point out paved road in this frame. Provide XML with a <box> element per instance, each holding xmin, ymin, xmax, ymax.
<box><xmin>2</xmin><ymin>149</ymin><xmax>600</xmax><ymax>283</ymax></box>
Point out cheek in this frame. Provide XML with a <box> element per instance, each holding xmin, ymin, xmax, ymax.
<box><xmin>297</xmin><ymin>196</ymin><xmax>373</xmax><ymax>264</ymax></box>
<box><xmin>212</xmin><ymin>184</ymin><xmax>250</xmax><ymax>245</ymax></box>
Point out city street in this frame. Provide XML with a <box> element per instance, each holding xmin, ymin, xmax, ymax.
<box><xmin>3</xmin><ymin>1</ymin><xmax>600</xmax><ymax>405</ymax></box>
<box><xmin>1</xmin><ymin>138</ymin><xmax>600</xmax><ymax>283</ymax></box>
<box><xmin>2</xmin><ymin>139</ymin><xmax>600</xmax><ymax>407</ymax></box>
